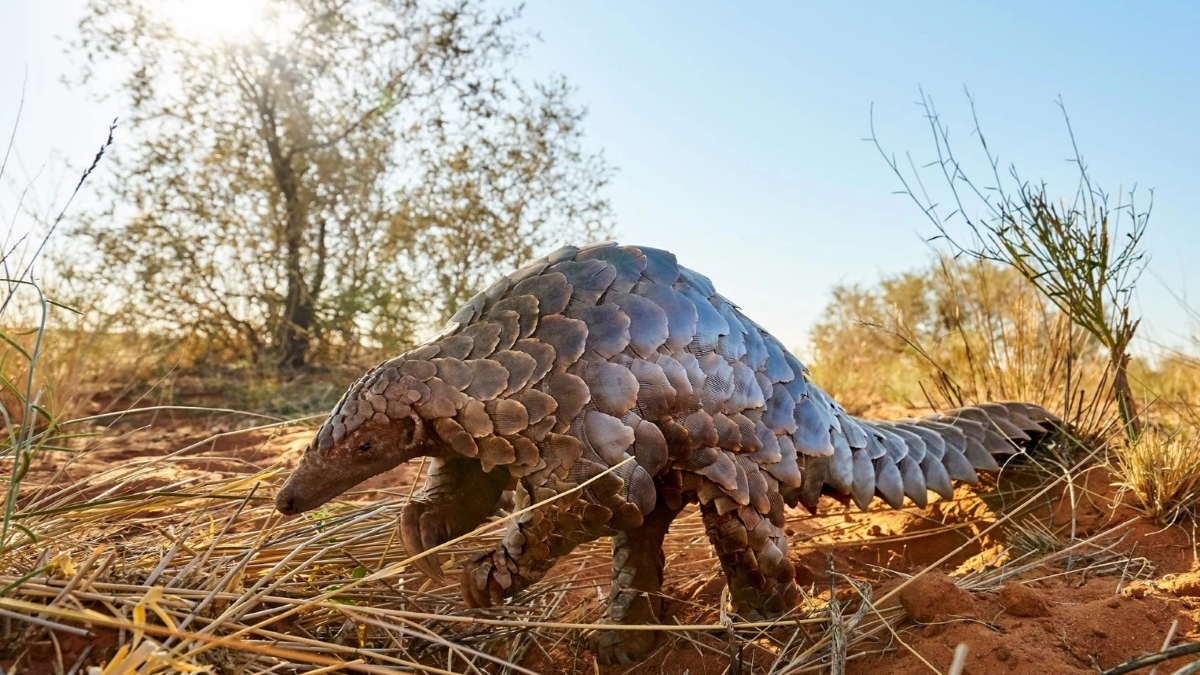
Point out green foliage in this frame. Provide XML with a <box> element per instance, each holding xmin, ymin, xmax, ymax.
<box><xmin>62</xmin><ymin>0</ymin><xmax>612</xmax><ymax>368</ymax></box>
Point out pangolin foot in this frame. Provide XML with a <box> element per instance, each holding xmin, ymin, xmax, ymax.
<box><xmin>591</xmin><ymin>627</ymin><xmax>663</xmax><ymax>665</ymax></box>
<box><xmin>399</xmin><ymin>499</ymin><xmax>452</xmax><ymax>581</ymax></box>
<box><xmin>460</xmin><ymin>549</ymin><xmax>516</xmax><ymax>608</ymax></box>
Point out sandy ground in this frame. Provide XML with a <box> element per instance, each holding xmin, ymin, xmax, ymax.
<box><xmin>7</xmin><ymin>410</ymin><xmax>1200</xmax><ymax>674</ymax></box>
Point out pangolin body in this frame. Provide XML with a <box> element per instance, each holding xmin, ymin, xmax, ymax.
<box><xmin>275</xmin><ymin>242</ymin><xmax>1059</xmax><ymax>664</ymax></box>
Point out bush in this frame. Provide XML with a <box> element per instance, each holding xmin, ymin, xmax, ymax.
<box><xmin>1114</xmin><ymin>431</ymin><xmax>1200</xmax><ymax>524</ymax></box>
<box><xmin>809</xmin><ymin>256</ymin><xmax>1112</xmax><ymax>437</ymax></box>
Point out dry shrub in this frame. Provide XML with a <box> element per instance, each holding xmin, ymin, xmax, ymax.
<box><xmin>1113</xmin><ymin>431</ymin><xmax>1200</xmax><ymax>525</ymax></box>
<box><xmin>809</xmin><ymin>256</ymin><xmax>1117</xmax><ymax>440</ymax></box>
<box><xmin>1132</xmin><ymin>352</ymin><xmax>1200</xmax><ymax>428</ymax></box>
<box><xmin>0</xmin><ymin>315</ymin><xmax>183</xmax><ymax>426</ymax></box>
<box><xmin>872</xmin><ymin>91</ymin><xmax>1152</xmax><ymax>445</ymax></box>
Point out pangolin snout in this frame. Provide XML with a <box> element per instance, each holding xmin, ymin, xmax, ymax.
<box><xmin>275</xmin><ymin>484</ymin><xmax>301</xmax><ymax>516</ymax></box>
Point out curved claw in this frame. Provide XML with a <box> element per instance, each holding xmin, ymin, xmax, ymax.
<box><xmin>400</xmin><ymin>501</ymin><xmax>445</xmax><ymax>581</ymax></box>
<box><xmin>461</xmin><ymin>553</ymin><xmax>496</xmax><ymax>608</ymax></box>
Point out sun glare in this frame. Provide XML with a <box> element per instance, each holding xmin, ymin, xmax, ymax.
<box><xmin>157</xmin><ymin>0</ymin><xmax>280</xmax><ymax>44</ymax></box>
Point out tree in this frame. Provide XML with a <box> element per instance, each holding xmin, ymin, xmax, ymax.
<box><xmin>63</xmin><ymin>0</ymin><xmax>611</xmax><ymax>367</ymax></box>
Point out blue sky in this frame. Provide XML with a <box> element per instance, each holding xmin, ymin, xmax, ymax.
<box><xmin>2</xmin><ymin>0</ymin><xmax>1198</xmax><ymax>356</ymax></box>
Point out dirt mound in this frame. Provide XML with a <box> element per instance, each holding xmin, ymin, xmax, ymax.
<box><xmin>840</xmin><ymin>476</ymin><xmax>1200</xmax><ymax>675</ymax></box>
<box><xmin>852</xmin><ymin>577</ymin><xmax>1194</xmax><ymax>674</ymax></box>
<box><xmin>899</xmin><ymin>571</ymin><xmax>976</xmax><ymax>623</ymax></box>
<box><xmin>998</xmin><ymin>583</ymin><xmax>1051</xmax><ymax>617</ymax></box>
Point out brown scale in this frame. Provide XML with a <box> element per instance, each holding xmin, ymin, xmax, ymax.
<box><xmin>274</xmin><ymin>242</ymin><xmax>1064</xmax><ymax>665</ymax></box>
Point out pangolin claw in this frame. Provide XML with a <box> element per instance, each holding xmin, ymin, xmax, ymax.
<box><xmin>461</xmin><ymin>552</ymin><xmax>499</xmax><ymax>608</ymax></box>
<box><xmin>400</xmin><ymin>501</ymin><xmax>445</xmax><ymax>581</ymax></box>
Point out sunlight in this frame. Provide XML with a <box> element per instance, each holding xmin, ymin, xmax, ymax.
<box><xmin>156</xmin><ymin>0</ymin><xmax>279</xmax><ymax>44</ymax></box>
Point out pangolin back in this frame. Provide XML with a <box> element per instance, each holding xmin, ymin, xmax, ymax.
<box><xmin>313</xmin><ymin>242</ymin><xmax>1057</xmax><ymax>529</ymax></box>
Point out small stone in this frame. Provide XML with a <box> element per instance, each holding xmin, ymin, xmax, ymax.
<box><xmin>999</xmin><ymin>583</ymin><xmax>1051</xmax><ymax>618</ymax></box>
<box><xmin>995</xmin><ymin>646</ymin><xmax>1011</xmax><ymax>662</ymax></box>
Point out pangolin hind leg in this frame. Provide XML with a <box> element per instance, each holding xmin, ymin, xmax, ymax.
<box><xmin>400</xmin><ymin>456</ymin><xmax>511</xmax><ymax>580</ymax></box>
<box><xmin>594</xmin><ymin>501</ymin><xmax>682</xmax><ymax>665</ymax></box>
<box><xmin>701</xmin><ymin>503</ymin><xmax>800</xmax><ymax>621</ymax></box>
<box><xmin>461</xmin><ymin>481</ymin><xmax>601</xmax><ymax>608</ymax></box>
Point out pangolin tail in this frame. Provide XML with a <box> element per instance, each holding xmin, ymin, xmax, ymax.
<box><xmin>794</xmin><ymin>401</ymin><xmax>1062</xmax><ymax>512</ymax></box>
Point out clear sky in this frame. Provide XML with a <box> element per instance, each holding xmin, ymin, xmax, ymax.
<box><xmin>2</xmin><ymin>0</ymin><xmax>1198</xmax><ymax>356</ymax></box>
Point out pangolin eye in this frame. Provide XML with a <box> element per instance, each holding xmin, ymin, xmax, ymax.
<box><xmin>357</xmin><ymin>442</ymin><xmax>372</xmax><ymax>453</ymax></box>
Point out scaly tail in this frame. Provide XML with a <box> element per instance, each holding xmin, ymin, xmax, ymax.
<box><xmin>790</xmin><ymin>400</ymin><xmax>1062</xmax><ymax>512</ymax></box>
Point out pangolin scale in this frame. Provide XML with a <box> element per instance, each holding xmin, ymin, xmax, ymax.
<box><xmin>275</xmin><ymin>242</ymin><xmax>1059</xmax><ymax>664</ymax></box>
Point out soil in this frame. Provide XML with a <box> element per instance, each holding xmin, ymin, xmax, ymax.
<box><xmin>6</xmin><ymin>409</ymin><xmax>1200</xmax><ymax>675</ymax></box>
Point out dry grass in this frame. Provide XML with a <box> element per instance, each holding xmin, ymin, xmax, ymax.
<box><xmin>0</xmin><ymin>423</ymin><xmax>842</xmax><ymax>673</ymax></box>
<box><xmin>809</xmin><ymin>258</ymin><xmax>1120</xmax><ymax>444</ymax></box>
<box><xmin>1112</xmin><ymin>431</ymin><xmax>1200</xmax><ymax>525</ymax></box>
<box><xmin>0</xmin><ymin>411</ymin><xmax>1134</xmax><ymax>675</ymax></box>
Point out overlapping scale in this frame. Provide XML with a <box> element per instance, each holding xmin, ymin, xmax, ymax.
<box><xmin>513</xmin><ymin>272</ymin><xmax>572</xmax><ymax>317</ymax></box>
<box><xmin>579</xmin><ymin>303</ymin><xmax>631</xmax><ymax>358</ymax></box>
<box><xmin>550</xmin><ymin>259</ymin><xmax>617</xmax><ymax>307</ymax></box>
<box><xmin>638</xmin><ymin>246</ymin><xmax>679</xmax><ymax>285</ymax></box>
<box><xmin>460</xmin><ymin>322</ymin><xmax>501</xmax><ymax>359</ymax></box>
<box><xmin>608</xmin><ymin>292</ymin><xmax>669</xmax><ymax>358</ymax></box>
<box><xmin>339</xmin><ymin>243</ymin><xmax>1060</xmax><ymax>560</ymax></box>
<box><xmin>677</xmin><ymin>284</ymin><xmax>728</xmax><ymax>354</ymax></box>
<box><xmin>584</xmin><ymin>360</ymin><xmax>640</xmax><ymax>417</ymax></box>
<box><xmin>489</xmin><ymin>295</ymin><xmax>540</xmax><ymax>337</ymax></box>
<box><xmin>576</xmin><ymin>244</ymin><xmax>647</xmax><ymax>294</ymax></box>
<box><xmin>636</xmin><ymin>281</ymin><xmax>697</xmax><ymax>352</ymax></box>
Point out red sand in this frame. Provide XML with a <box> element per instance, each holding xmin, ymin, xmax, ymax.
<box><xmin>8</xmin><ymin>414</ymin><xmax>1200</xmax><ymax>674</ymax></box>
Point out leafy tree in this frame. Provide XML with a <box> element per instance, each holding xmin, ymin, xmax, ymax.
<box><xmin>62</xmin><ymin>0</ymin><xmax>611</xmax><ymax>367</ymax></box>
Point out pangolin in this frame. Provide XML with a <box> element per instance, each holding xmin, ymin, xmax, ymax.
<box><xmin>275</xmin><ymin>242</ymin><xmax>1058</xmax><ymax>664</ymax></box>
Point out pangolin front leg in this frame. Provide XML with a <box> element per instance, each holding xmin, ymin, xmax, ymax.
<box><xmin>461</xmin><ymin>480</ymin><xmax>601</xmax><ymax>608</ymax></box>
<box><xmin>401</xmin><ymin>456</ymin><xmax>510</xmax><ymax>580</ymax></box>
<box><xmin>594</xmin><ymin>501</ymin><xmax>681</xmax><ymax>665</ymax></box>
<box><xmin>702</xmin><ymin>503</ymin><xmax>800</xmax><ymax>621</ymax></box>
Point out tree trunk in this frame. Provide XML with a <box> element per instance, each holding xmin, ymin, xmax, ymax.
<box><xmin>268</xmin><ymin>157</ymin><xmax>313</xmax><ymax>366</ymax></box>
<box><xmin>1112</xmin><ymin>347</ymin><xmax>1141</xmax><ymax>442</ymax></box>
<box><xmin>276</xmin><ymin>165</ymin><xmax>314</xmax><ymax>368</ymax></box>
<box><xmin>279</xmin><ymin>233</ymin><xmax>313</xmax><ymax>368</ymax></box>
<box><xmin>258</xmin><ymin>81</ymin><xmax>317</xmax><ymax>368</ymax></box>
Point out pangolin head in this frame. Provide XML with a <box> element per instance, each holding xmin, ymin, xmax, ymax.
<box><xmin>275</xmin><ymin>361</ymin><xmax>431</xmax><ymax>516</ymax></box>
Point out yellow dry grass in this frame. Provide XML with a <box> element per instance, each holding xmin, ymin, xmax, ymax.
<box><xmin>1113</xmin><ymin>431</ymin><xmax>1200</xmax><ymax>525</ymax></box>
<box><xmin>0</xmin><ymin>410</ymin><xmax>1151</xmax><ymax>674</ymax></box>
